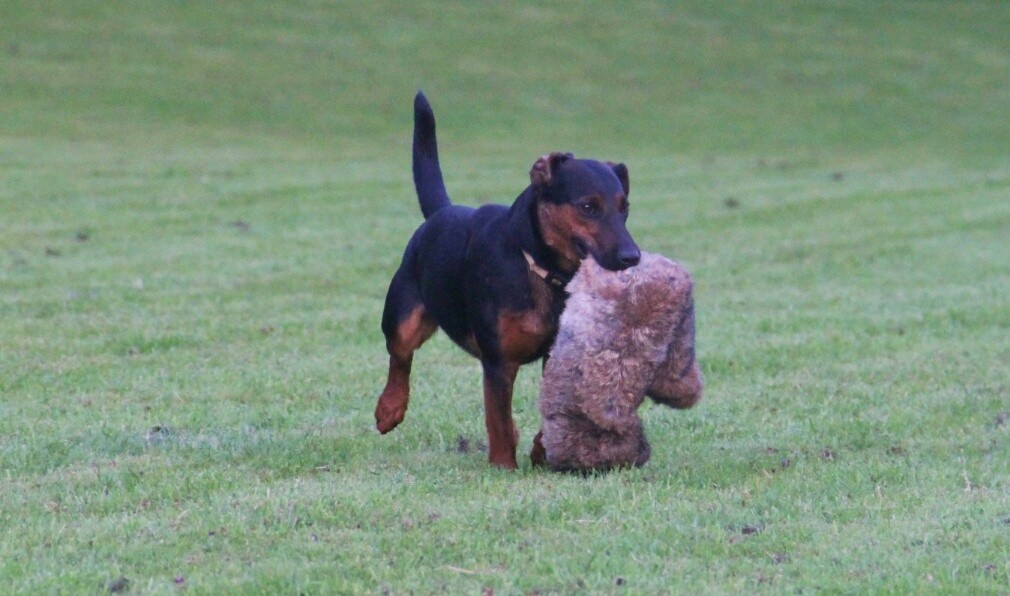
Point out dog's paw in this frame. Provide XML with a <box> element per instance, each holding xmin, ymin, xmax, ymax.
<box><xmin>374</xmin><ymin>399</ymin><xmax>406</xmax><ymax>434</ymax></box>
<box><xmin>530</xmin><ymin>430</ymin><xmax>547</xmax><ymax>467</ymax></box>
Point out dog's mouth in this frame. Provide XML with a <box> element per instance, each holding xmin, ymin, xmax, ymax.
<box><xmin>596</xmin><ymin>254</ymin><xmax>628</xmax><ymax>272</ymax></box>
<box><xmin>593</xmin><ymin>246</ymin><xmax>642</xmax><ymax>272</ymax></box>
<box><xmin>573</xmin><ymin>238</ymin><xmax>590</xmax><ymax>260</ymax></box>
<box><xmin>575</xmin><ymin>237</ymin><xmax>639</xmax><ymax>272</ymax></box>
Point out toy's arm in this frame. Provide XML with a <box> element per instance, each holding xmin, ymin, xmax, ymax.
<box><xmin>646</xmin><ymin>289</ymin><xmax>703</xmax><ymax>409</ymax></box>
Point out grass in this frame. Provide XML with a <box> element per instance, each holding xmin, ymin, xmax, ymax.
<box><xmin>2</xmin><ymin>0</ymin><xmax>1009</xmax><ymax>592</ymax></box>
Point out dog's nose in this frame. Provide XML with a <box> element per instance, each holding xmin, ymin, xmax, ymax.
<box><xmin>618</xmin><ymin>247</ymin><xmax>641</xmax><ymax>268</ymax></box>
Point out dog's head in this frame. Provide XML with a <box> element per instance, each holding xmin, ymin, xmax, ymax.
<box><xmin>531</xmin><ymin>152</ymin><xmax>640</xmax><ymax>272</ymax></box>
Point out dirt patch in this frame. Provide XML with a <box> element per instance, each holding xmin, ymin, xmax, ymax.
<box><xmin>107</xmin><ymin>577</ymin><xmax>129</xmax><ymax>593</ymax></box>
<box><xmin>741</xmin><ymin>523</ymin><xmax>764</xmax><ymax>535</ymax></box>
<box><xmin>455</xmin><ymin>436</ymin><xmax>488</xmax><ymax>454</ymax></box>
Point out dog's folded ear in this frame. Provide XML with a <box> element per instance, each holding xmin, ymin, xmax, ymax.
<box><xmin>607</xmin><ymin>162</ymin><xmax>630</xmax><ymax>196</ymax></box>
<box><xmin>530</xmin><ymin>152</ymin><xmax>574</xmax><ymax>186</ymax></box>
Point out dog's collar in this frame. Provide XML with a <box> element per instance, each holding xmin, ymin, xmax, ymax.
<box><xmin>523</xmin><ymin>251</ymin><xmax>572</xmax><ymax>291</ymax></box>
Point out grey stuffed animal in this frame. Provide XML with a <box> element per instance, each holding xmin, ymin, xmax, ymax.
<box><xmin>531</xmin><ymin>252</ymin><xmax>703</xmax><ymax>472</ymax></box>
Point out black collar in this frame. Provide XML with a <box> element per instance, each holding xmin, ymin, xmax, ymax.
<box><xmin>523</xmin><ymin>251</ymin><xmax>573</xmax><ymax>291</ymax></box>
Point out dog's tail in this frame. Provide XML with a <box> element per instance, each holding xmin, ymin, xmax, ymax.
<box><xmin>412</xmin><ymin>91</ymin><xmax>451</xmax><ymax>219</ymax></box>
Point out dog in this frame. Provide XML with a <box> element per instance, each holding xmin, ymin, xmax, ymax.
<box><xmin>531</xmin><ymin>252</ymin><xmax>702</xmax><ymax>472</ymax></box>
<box><xmin>374</xmin><ymin>92</ymin><xmax>641</xmax><ymax>469</ymax></box>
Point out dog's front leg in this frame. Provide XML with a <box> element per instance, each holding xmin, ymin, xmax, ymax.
<box><xmin>481</xmin><ymin>359</ymin><xmax>520</xmax><ymax>470</ymax></box>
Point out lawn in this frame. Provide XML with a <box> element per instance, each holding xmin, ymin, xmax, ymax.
<box><xmin>2</xmin><ymin>1</ymin><xmax>1009</xmax><ymax>592</ymax></box>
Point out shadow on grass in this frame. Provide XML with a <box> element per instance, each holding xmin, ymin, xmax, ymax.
<box><xmin>4</xmin><ymin>422</ymin><xmax>374</xmax><ymax>479</ymax></box>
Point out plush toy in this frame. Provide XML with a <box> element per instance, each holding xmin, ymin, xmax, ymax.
<box><xmin>531</xmin><ymin>252</ymin><xmax>703</xmax><ymax>472</ymax></box>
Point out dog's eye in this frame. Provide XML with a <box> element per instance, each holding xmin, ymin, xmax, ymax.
<box><xmin>578</xmin><ymin>202</ymin><xmax>600</xmax><ymax>217</ymax></box>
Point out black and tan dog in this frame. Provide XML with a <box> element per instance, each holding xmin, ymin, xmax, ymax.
<box><xmin>374</xmin><ymin>92</ymin><xmax>640</xmax><ymax>469</ymax></box>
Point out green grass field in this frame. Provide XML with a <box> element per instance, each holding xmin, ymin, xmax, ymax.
<box><xmin>3</xmin><ymin>1</ymin><xmax>1009</xmax><ymax>592</ymax></box>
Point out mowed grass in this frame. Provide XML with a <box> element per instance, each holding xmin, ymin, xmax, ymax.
<box><xmin>2</xmin><ymin>1</ymin><xmax>1009</xmax><ymax>592</ymax></box>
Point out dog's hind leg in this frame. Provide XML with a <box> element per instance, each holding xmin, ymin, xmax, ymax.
<box><xmin>375</xmin><ymin>275</ymin><xmax>437</xmax><ymax>434</ymax></box>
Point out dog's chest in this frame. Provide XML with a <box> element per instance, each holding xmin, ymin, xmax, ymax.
<box><xmin>496</xmin><ymin>272</ymin><xmax>565</xmax><ymax>363</ymax></box>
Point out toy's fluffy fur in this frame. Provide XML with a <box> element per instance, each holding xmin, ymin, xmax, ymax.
<box><xmin>534</xmin><ymin>252</ymin><xmax>703</xmax><ymax>472</ymax></box>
